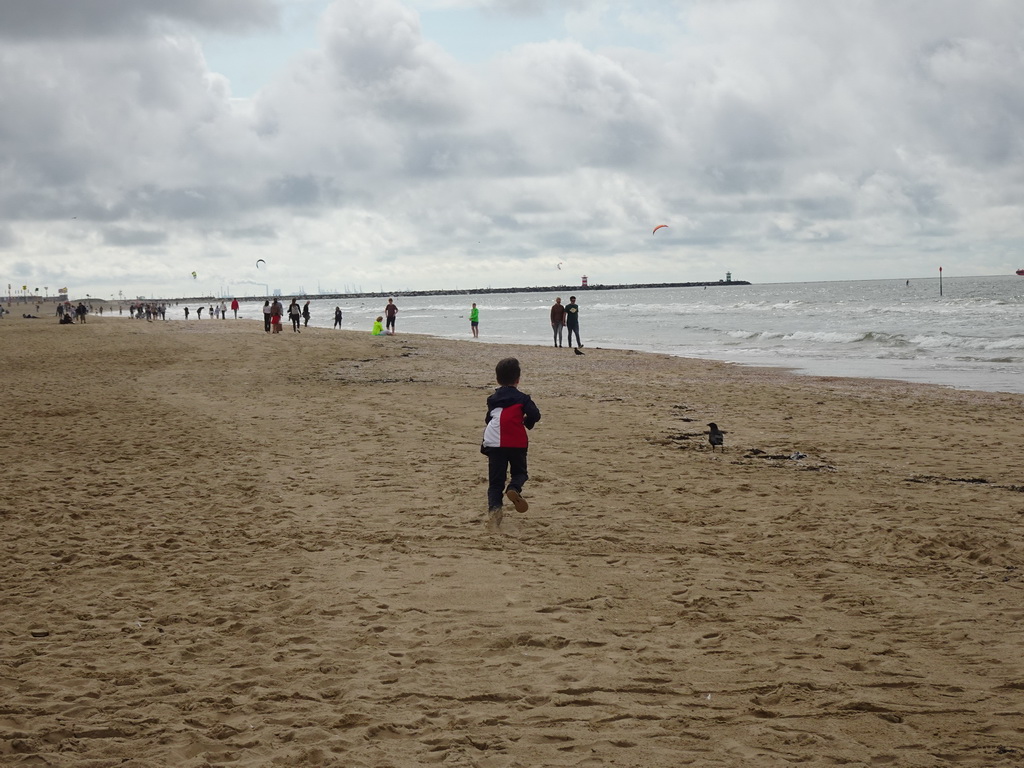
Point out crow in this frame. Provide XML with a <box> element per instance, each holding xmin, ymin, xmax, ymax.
<box><xmin>574</xmin><ymin>347</ymin><xmax>584</xmax><ymax>356</ymax></box>
<box><xmin>707</xmin><ymin>422</ymin><xmax>725</xmax><ymax>452</ymax></box>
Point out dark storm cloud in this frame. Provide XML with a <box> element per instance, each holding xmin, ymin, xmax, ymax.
<box><xmin>0</xmin><ymin>0</ymin><xmax>278</xmax><ymax>39</ymax></box>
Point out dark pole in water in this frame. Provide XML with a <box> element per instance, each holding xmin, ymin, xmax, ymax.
<box><xmin>939</xmin><ymin>266</ymin><xmax>943</xmax><ymax>296</ymax></box>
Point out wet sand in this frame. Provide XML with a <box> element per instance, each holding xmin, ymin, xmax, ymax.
<box><xmin>2</xmin><ymin>314</ymin><xmax>1022</xmax><ymax>766</ymax></box>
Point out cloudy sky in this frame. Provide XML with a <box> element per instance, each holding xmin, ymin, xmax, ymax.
<box><xmin>2</xmin><ymin>0</ymin><xmax>1023</xmax><ymax>300</ymax></box>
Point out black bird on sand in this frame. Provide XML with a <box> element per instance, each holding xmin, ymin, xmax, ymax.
<box><xmin>707</xmin><ymin>422</ymin><xmax>725</xmax><ymax>452</ymax></box>
<box><xmin>574</xmin><ymin>347</ymin><xmax>584</xmax><ymax>356</ymax></box>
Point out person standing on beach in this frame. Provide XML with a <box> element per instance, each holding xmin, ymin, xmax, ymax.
<box><xmin>469</xmin><ymin>303</ymin><xmax>479</xmax><ymax>337</ymax></box>
<box><xmin>219</xmin><ymin>301</ymin><xmax>227</xmax><ymax>320</ymax></box>
<box><xmin>184</xmin><ymin>306</ymin><xmax>190</xmax><ymax>320</ymax></box>
<box><xmin>481</xmin><ymin>357</ymin><xmax>541</xmax><ymax>529</ymax></box>
<box><xmin>302</xmin><ymin>301</ymin><xmax>311</xmax><ymax>328</ymax></box>
<box><xmin>565</xmin><ymin>295</ymin><xmax>582</xmax><ymax>349</ymax></box>
<box><xmin>550</xmin><ymin>297</ymin><xmax>566</xmax><ymax>348</ymax></box>
<box><xmin>231</xmin><ymin>298</ymin><xmax>239</xmax><ymax>318</ymax></box>
<box><xmin>287</xmin><ymin>299</ymin><xmax>302</xmax><ymax>332</ymax></box>
<box><xmin>196</xmin><ymin>306</ymin><xmax>203</xmax><ymax>319</ymax></box>
<box><xmin>270</xmin><ymin>298</ymin><xmax>284</xmax><ymax>333</ymax></box>
<box><xmin>384</xmin><ymin>298</ymin><xmax>398</xmax><ymax>334</ymax></box>
<box><xmin>262</xmin><ymin>300</ymin><xmax>271</xmax><ymax>332</ymax></box>
<box><xmin>334</xmin><ymin>306</ymin><xmax>343</xmax><ymax>328</ymax></box>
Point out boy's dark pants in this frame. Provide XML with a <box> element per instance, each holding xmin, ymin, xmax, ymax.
<box><xmin>486</xmin><ymin>447</ymin><xmax>528</xmax><ymax>510</ymax></box>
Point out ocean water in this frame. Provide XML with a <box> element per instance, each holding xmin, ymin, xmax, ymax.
<box><xmin>231</xmin><ymin>275</ymin><xmax>1024</xmax><ymax>394</ymax></box>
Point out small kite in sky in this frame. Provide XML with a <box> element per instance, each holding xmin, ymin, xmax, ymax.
<box><xmin>256</xmin><ymin>259</ymin><xmax>266</xmax><ymax>269</ymax></box>
<box><xmin>191</xmin><ymin>271</ymin><xmax>197</xmax><ymax>279</ymax></box>
<box><xmin>653</xmin><ymin>224</ymin><xmax>668</xmax><ymax>234</ymax></box>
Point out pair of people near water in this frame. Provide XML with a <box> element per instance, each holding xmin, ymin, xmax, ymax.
<box><xmin>550</xmin><ymin>296</ymin><xmax>581</xmax><ymax>349</ymax></box>
<box><xmin>371</xmin><ymin>299</ymin><xmax>400</xmax><ymax>335</ymax></box>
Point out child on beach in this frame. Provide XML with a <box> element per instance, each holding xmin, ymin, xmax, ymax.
<box><xmin>481</xmin><ymin>357</ymin><xmax>541</xmax><ymax>528</ymax></box>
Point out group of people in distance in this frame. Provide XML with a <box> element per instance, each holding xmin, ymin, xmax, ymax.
<box><xmin>55</xmin><ymin>302</ymin><xmax>90</xmax><ymax>324</ymax></box>
<box><xmin>242</xmin><ymin>293</ymin><xmax>583</xmax><ymax>346</ymax></box>
<box><xmin>185</xmin><ymin>299</ymin><xmax>240</xmax><ymax>321</ymax></box>
<box><xmin>370</xmin><ymin>295</ymin><xmax>583</xmax><ymax>347</ymax></box>
<box><xmin>369</xmin><ymin>296</ymin><xmax>583</xmax><ymax>348</ymax></box>
<box><xmin>259</xmin><ymin>298</ymin><xmax>311</xmax><ymax>333</ymax></box>
<box><xmin>127</xmin><ymin>302</ymin><xmax>170</xmax><ymax>321</ymax></box>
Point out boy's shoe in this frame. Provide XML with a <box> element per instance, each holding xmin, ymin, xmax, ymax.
<box><xmin>505</xmin><ymin>488</ymin><xmax>529</xmax><ymax>513</ymax></box>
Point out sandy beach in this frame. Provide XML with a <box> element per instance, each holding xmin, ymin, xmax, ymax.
<box><xmin>2</xmin><ymin>313</ymin><xmax>1022</xmax><ymax>767</ymax></box>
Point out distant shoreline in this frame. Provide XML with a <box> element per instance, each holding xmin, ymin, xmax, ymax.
<box><xmin>68</xmin><ymin>279</ymin><xmax>752</xmax><ymax>304</ymax></box>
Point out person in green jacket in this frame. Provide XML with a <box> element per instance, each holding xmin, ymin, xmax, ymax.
<box><xmin>469</xmin><ymin>302</ymin><xmax>479</xmax><ymax>338</ymax></box>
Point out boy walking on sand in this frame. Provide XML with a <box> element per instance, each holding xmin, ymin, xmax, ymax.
<box><xmin>481</xmin><ymin>358</ymin><xmax>541</xmax><ymax>528</ymax></box>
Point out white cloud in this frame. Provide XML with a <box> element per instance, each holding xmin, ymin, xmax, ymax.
<box><xmin>2</xmin><ymin>0</ymin><xmax>1024</xmax><ymax>299</ymax></box>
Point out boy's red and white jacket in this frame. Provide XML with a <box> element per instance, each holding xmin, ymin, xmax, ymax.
<box><xmin>482</xmin><ymin>386</ymin><xmax>541</xmax><ymax>450</ymax></box>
